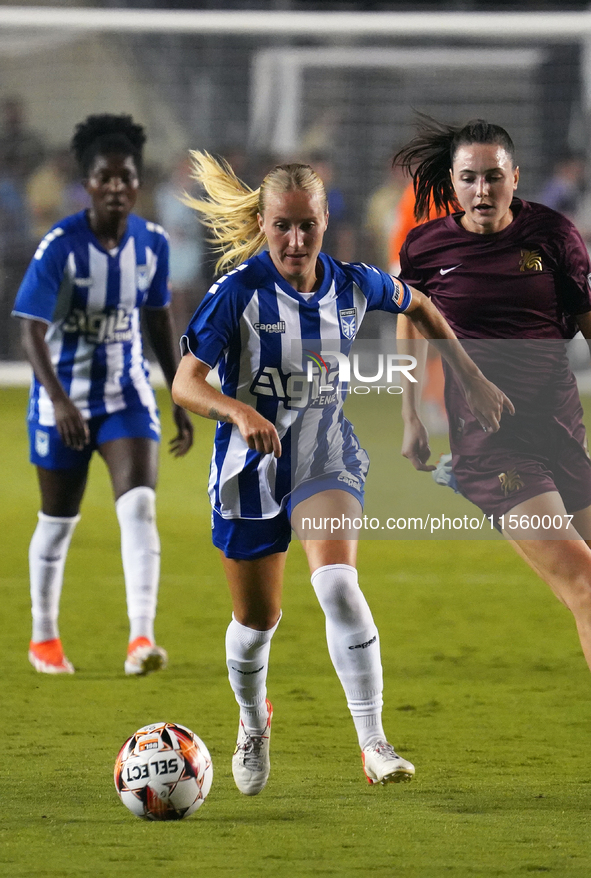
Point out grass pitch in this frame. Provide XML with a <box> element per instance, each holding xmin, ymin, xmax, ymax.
<box><xmin>2</xmin><ymin>386</ymin><xmax>591</xmax><ymax>877</ymax></box>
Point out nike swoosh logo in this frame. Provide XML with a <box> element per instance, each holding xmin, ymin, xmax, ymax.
<box><xmin>440</xmin><ymin>264</ymin><xmax>462</xmax><ymax>275</ymax></box>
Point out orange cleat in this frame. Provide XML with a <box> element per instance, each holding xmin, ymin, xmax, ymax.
<box><xmin>28</xmin><ymin>638</ymin><xmax>75</xmax><ymax>674</ymax></box>
<box><xmin>124</xmin><ymin>636</ymin><xmax>168</xmax><ymax>676</ymax></box>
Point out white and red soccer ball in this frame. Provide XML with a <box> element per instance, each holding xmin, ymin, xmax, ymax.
<box><xmin>114</xmin><ymin>722</ymin><xmax>213</xmax><ymax>820</ymax></box>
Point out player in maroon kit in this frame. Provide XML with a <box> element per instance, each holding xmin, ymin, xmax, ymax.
<box><xmin>394</xmin><ymin>116</ymin><xmax>591</xmax><ymax>674</ymax></box>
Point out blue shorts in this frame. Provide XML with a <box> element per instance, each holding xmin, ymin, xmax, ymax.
<box><xmin>212</xmin><ymin>472</ymin><xmax>365</xmax><ymax>560</ymax></box>
<box><xmin>29</xmin><ymin>407</ymin><xmax>161</xmax><ymax>470</ymax></box>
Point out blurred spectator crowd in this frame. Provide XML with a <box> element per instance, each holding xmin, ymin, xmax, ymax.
<box><xmin>2</xmin><ymin>94</ymin><xmax>590</xmax><ymax>361</ymax></box>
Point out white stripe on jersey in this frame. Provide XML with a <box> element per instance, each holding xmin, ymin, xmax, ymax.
<box><xmin>87</xmin><ymin>244</ymin><xmax>109</xmax><ymax>311</ymax></box>
<box><xmin>191</xmin><ymin>253</ymin><xmax>402</xmax><ymax>520</ymax></box>
<box><xmin>119</xmin><ymin>238</ymin><xmax>137</xmax><ymax>312</ymax></box>
<box><xmin>217</xmin><ymin>428</ymin><xmax>251</xmax><ymax>516</ymax></box>
<box><xmin>277</xmin><ymin>284</ymin><xmax>304</xmax><ymax>437</ymax></box>
<box><xmin>33</xmin><ymin>227</ymin><xmax>64</xmax><ymax>261</ymax></box>
<box><xmin>67</xmin><ymin>245</ymin><xmax>109</xmax><ymax>416</ymax></box>
<box><xmin>217</xmin><ymin>290</ymin><xmax>281</xmax><ymax>517</ymax></box>
<box><xmin>237</xmin><ymin>289</ymin><xmax>261</xmax><ymax>404</ymax></box>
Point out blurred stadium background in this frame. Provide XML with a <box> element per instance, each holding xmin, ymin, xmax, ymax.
<box><xmin>2</xmin><ymin>0</ymin><xmax>591</xmax><ymax>364</ymax></box>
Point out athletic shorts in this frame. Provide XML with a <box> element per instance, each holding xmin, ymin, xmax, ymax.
<box><xmin>453</xmin><ymin>428</ymin><xmax>591</xmax><ymax>521</ymax></box>
<box><xmin>28</xmin><ymin>407</ymin><xmax>161</xmax><ymax>470</ymax></box>
<box><xmin>212</xmin><ymin>471</ymin><xmax>365</xmax><ymax>561</ymax></box>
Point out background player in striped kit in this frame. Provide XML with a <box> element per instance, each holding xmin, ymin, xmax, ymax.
<box><xmin>394</xmin><ymin>116</ymin><xmax>591</xmax><ymax>682</ymax></box>
<box><xmin>12</xmin><ymin>114</ymin><xmax>194</xmax><ymax>676</ymax></box>
<box><xmin>172</xmin><ymin>153</ymin><xmax>511</xmax><ymax>794</ymax></box>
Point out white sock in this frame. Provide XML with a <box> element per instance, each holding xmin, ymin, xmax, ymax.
<box><xmin>226</xmin><ymin>613</ymin><xmax>281</xmax><ymax>735</ymax></box>
<box><xmin>311</xmin><ymin>564</ymin><xmax>385</xmax><ymax>749</ymax></box>
<box><xmin>29</xmin><ymin>512</ymin><xmax>80</xmax><ymax>643</ymax></box>
<box><xmin>115</xmin><ymin>486</ymin><xmax>160</xmax><ymax>644</ymax></box>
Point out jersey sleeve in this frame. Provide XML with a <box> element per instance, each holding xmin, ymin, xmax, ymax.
<box><xmin>180</xmin><ymin>278</ymin><xmax>239</xmax><ymax>368</ymax></box>
<box><xmin>349</xmin><ymin>262</ymin><xmax>412</xmax><ymax>313</ymax></box>
<box><xmin>554</xmin><ymin>222</ymin><xmax>591</xmax><ymax>316</ymax></box>
<box><xmin>144</xmin><ymin>231</ymin><xmax>171</xmax><ymax>308</ymax></box>
<box><xmin>11</xmin><ymin>227</ymin><xmax>69</xmax><ymax>323</ymax></box>
<box><xmin>398</xmin><ymin>235</ymin><xmax>427</xmax><ymax>295</ymax></box>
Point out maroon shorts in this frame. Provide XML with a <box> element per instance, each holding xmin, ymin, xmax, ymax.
<box><xmin>452</xmin><ymin>428</ymin><xmax>591</xmax><ymax>520</ymax></box>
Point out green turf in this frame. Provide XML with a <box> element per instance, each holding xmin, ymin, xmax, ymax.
<box><xmin>2</xmin><ymin>386</ymin><xmax>591</xmax><ymax>877</ymax></box>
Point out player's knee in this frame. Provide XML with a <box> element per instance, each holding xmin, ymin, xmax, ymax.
<box><xmin>233</xmin><ymin>608</ymin><xmax>281</xmax><ymax>631</ymax></box>
<box><xmin>311</xmin><ymin>564</ymin><xmax>369</xmax><ymax>626</ymax></box>
<box><xmin>116</xmin><ymin>486</ymin><xmax>156</xmax><ymax>523</ymax></box>
<box><xmin>554</xmin><ymin>564</ymin><xmax>591</xmax><ymax>616</ymax></box>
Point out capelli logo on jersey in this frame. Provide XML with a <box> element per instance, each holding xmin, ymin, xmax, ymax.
<box><xmin>254</xmin><ymin>321</ymin><xmax>286</xmax><ymax>334</ymax></box>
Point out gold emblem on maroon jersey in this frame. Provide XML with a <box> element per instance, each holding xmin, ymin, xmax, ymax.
<box><xmin>519</xmin><ymin>249</ymin><xmax>543</xmax><ymax>271</ymax></box>
<box><xmin>498</xmin><ymin>469</ymin><xmax>525</xmax><ymax>496</ymax></box>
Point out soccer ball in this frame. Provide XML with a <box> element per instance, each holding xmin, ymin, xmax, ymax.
<box><xmin>114</xmin><ymin>722</ymin><xmax>213</xmax><ymax>820</ymax></box>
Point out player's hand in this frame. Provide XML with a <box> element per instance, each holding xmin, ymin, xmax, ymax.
<box><xmin>462</xmin><ymin>374</ymin><xmax>514</xmax><ymax>433</ymax></box>
<box><xmin>169</xmin><ymin>404</ymin><xmax>194</xmax><ymax>457</ymax></box>
<box><xmin>401</xmin><ymin>416</ymin><xmax>436</xmax><ymax>471</ymax></box>
<box><xmin>235</xmin><ymin>408</ymin><xmax>282</xmax><ymax>458</ymax></box>
<box><xmin>53</xmin><ymin>398</ymin><xmax>90</xmax><ymax>450</ymax></box>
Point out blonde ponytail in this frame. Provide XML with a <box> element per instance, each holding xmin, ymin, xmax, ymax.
<box><xmin>182</xmin><ymin>150</ymin><xmax>264</xmax><ymax>275</ymax></box>
<box><xmin>183</xmin><ymin>150</ymin><xmax>328</xmax><ymax>275</ymax></box>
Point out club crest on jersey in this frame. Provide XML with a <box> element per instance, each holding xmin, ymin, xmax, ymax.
<box><xmin>136</xmin><ymin>265</ymin><xmax>150</xmax><ymax>291</ymax></box>
<box><xmin>339</xmin><ymin>308</ymin><xmax>357</xmax><ymax>340</ymax></box>
<box><xmin>498</xmin><ymin>468</ymin><xmax>525</xmax><ymax>497</ymax></box>
<box><xmin>519</xmin><ymin>249</ymin><xmax>543</xmax><ymax>272</ymax></box>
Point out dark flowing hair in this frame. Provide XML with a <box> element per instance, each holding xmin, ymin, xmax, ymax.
<box><xmin>393</xmin><ymin>114</ymin><xmax>516</xmax><ymax>221</ymax></box>
<box><xmin>70</xmin><ymin>113</ymin><xmax>146</xmax><ymax>178</ymax></box>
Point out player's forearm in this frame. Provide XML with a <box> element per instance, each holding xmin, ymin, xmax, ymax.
<box><xmin>20</xmin><ymin>318</ymin><xmax>71</xmax><ymax>405</ymax></box>
<box><xmin>172</xmin><ymin>359</ymin><xmax>246</xmax><ymax>424</ymax></box>
<box><xmin>396</xmin><ymin>314</ymin><xmax>428</xmax><ymax>421</ymax></box>
<box><xmin>144</xmin><ymin>306</ymin><xmax>181</xmax><ymax>391</ymax></box>
<box><xmin>174</xmin><ymin>379</ymin><xmax>240</xmax><ymax>423</ymax></box>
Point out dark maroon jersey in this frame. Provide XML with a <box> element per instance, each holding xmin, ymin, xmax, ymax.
<box><xmin>399</xmin><ymin>198</ymin><xmax>591</xmax><ymax>339</ymax></box>
<box><xmin>399</xmin><ymin>199</ymin><xmax>591</xmax><ymax>456</ymax></box>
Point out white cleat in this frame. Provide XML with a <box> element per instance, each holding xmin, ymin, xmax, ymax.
<box><xmin>362</xmin><ymin>740</ymin><xmax>415</xmax><ymax>785</ymax></box>
<box><xmin>232</xmin><ymin>699</ymin><xmax>273</xmax><ymax>796</ymax></box>
<box><xmin>124</xmin><ymin>637</ymin><xmax>168</xmax><ymax>676</ymax></box>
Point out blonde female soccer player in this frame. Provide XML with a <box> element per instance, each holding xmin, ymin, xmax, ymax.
<box><xmin>172</xmin><ymin>152</ymin><xmax>511</xmax><ymax>795</ymax></box>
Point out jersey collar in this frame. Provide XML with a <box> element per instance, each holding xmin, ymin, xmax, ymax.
<box><xmin>259</xmin><ymin>250</ymin><xmax>333</xmax><ymax>303</ymax></box>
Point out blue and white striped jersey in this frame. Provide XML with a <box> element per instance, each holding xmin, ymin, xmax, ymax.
<box><xmin>182</xmin><ymin>250</ymin><xmax>411</xmax><ymax>520</ymax></box>
<box><xmin>13</xmin><ymin>211</ymin><xmax>170</xmax><ymax>426</ymax></box>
